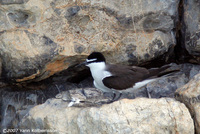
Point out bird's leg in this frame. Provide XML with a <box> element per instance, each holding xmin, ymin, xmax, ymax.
<box><xmin>111</xmin><ymin>92</ymin><xmax>122</xmax><ymax>102</ymax></box>
<box><xmin>99</xmin><ymin>92</ymin><xmax>122</xmax><ymax>104</ymax></box>
<box><xmin>146</xmin><ymin>88</ymin><xmax>151</xmax><ymax>98</ymax></box>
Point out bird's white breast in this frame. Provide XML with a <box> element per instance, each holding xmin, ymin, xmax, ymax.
<box><xmin>87</xmin><ymin>62</ymin><xmax>112</xmax><ymax>92</ymax></box>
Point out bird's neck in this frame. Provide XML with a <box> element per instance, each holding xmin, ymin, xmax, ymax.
<box><xmin>88</xmin><ymin>62</ymin><xmax>109</xmax><ymax>84</ymax></box>
<box><xmin>87</xmin><ymin>62</ymin><xmax>106</xmax><ymax>72</ymax></box>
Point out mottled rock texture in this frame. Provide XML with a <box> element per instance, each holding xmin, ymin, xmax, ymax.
<box><xmin>0</xmin><ymin>0</ymin><xmax>29</xmax><ymax>5</ymax></box>
<box><xmin>19</xmin><ymin>98</ymin><xmax>194</xmax><ymax>134</ymax></box>
<box><xmin>0</xmin><ymin>0</ymin><xmax>179</xmax><ymax>82</ymax></box>
<box><xmin>182</xmin><ymin>0</ymin><xmax>200</xmax><ymax>58</ymax></box>
<box><xmin>175</xmin><ymin>73</ymin><xmax>200</xmax><ymax>134</ymax></box>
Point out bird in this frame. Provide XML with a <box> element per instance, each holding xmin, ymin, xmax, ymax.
<box><xmin>80</xmin><ymin>52</ymin><xmax>178</xmax><ymax>103</ymax></box>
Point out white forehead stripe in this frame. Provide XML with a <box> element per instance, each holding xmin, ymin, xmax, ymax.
<box><xmin>86</xmin><ymin>58</ymin><xmax>97</xmax><ymax>62</ymax></box>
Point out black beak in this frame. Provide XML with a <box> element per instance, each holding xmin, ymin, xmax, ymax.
<box><xmin>75</xmin><ymin>61</ymin><xmax>88</xmax><ymax>67</ymax></box>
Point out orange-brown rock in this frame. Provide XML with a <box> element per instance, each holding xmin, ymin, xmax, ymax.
<box><xmin>0</xmin><ymin>0</ymin><xmax>179</xmax><ymax>82</ymax></box>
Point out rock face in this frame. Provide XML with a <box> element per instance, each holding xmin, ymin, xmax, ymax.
<box><xmin>182</xmin><ymin>0</ymin><xmax>200</xmax><ymax>58</ymax></box>
<box><xmin>175</xmin><ymin>73</ymin><xmax>200</xmax><ymax>134</ymax></box>
<box><xmin>0</xmin><ymin>0</ymin><xmax>179</xmax><ymax>82</ymax></box>
<box><xmin>1</xmin><ymin>0</ymin><xmax>200</xmax><ymax>133</ymax></box>
<box><xmin>19</xmin><ymin>98</ymin><xmax>194</xmax><ymax>134</ymax></box>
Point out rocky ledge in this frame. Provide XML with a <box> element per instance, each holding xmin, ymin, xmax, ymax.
<box><xmin>20</xmin><ymin>98</ymin><xmax>194</xmax><ymax>134</ymax></box>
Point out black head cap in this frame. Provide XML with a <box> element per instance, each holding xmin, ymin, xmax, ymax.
<box><xmin>87</xmin><ymin>52</ymin><xmax>106</xmax><ymax>63</ymax></box>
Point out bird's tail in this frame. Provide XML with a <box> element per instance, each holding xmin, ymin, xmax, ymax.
<box><xmin>148</xmin><ymin>64</ymin><xmax>180</xmax><ymax>78</ymax></box>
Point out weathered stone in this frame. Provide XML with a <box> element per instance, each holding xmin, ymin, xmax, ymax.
<box><xmin>0</xmin><ymin>58</ymin><xmax>2</xmax><ymax>77</ymax></box>
<box><xmin>0</xmin><ymin>0</ymin><xmax>179</xmax><ymax>82</ymax></box>
<box><xmin>146</xmin><ymin>73</ymin><xmax>188</xmax><ymax>98</ymax></box>
<box><xmin>181</xmin><ymin>0</ymin><xmax>200</xmax><ymax>61</ymax></box>
<box><xmin>0</xmin><ymin>30</ymin><xmax>60</xmax><ymax>81</ymax></box>
<box><xmin>0</xmin><ymin>0</ymin><xmax>28</xmax><ymax>5</ymax></box>
<box><xmin>7</xmin><ymin>11</ymin><xmax>30</xmax><ymax>27</ymax></box>
<box><xmin>175</xmin><ymin>73</ymin><xmax>200</xmax><ymax>133</ymax></box>
<box><xmin>19</xmin><ymin>98</ymin><xmax>194</xmax><ymax>134</ymax></box>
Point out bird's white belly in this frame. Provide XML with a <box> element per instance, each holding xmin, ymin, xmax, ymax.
<box><xmin>93</xmin><ymin>81</ymin><xmax>111</xmax><ymax>92</ymax></box>
<box><xmin>90</xmin><ymin>69</ymin><xmax>112</xmax><ymax>92</ymax></box>
<box><xmin>122</xmin><ymin>78</ymin><xmax>157</xmax><ymax>93</ymax></box>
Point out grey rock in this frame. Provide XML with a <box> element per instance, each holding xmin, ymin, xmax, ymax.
<box><xmin>0</xmin><ymin>80</ymin><xmax>106</xmax><ymax>130</ymax></box>
<box><xmin>0</xmin><ymin>91</ymin><xmax>38</xmax><ymax>129</ymax></box>
<box><xmin>181</xmin><ymin>0</ymin><xmax>200</xmax><ymax>61</ymax></box>
<box><xmin>0</xmin><ymin>0</ymin><xmax>28</xmax><ymax>5</ymax></box>
<box><xmin>7</xmin><ymin>11</ymin><xmax>30</xmax><ymax>27</ymax></box>
<box><xmin>175</xmin><ymin>73</ymin><xmax>200</xmax><ymax>133</ymax></box>
<box><xmin>146</xmin><ymin>74</ymin><xmax>188</xmax><ymax>98</ymax></box>
<box><xmin>19</xmin><ymin>98</ymin><xmax>194</xmax><ymax>134</ymax></box>
<box><xmin>0</xmin><ymin>58</ymin><xmax>2</xmax><ymax>77</ymax></box>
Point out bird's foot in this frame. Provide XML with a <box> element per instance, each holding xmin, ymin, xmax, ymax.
<box><xmin>97</xmin><ymin>92</ymin><xmax>122</xmax><ymax>105</ymax></box>
<box><xmin>112</xmin><ymin>92</ymin><xmax>122</xmax><ymax>101</ymax></box>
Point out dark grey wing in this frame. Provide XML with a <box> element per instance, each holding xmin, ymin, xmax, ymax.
<box><xmin>102</xmin><ymin>75</ymin><xmax>138</xmax><ymax>90</ymax></box>
<box><xmin>103</xmin><ymin>64</ymin><xmax>173</xmax><ymax>90</ymax></box>
<box><xmin>103</xmin><ymin>64</ymin><xmax>151</xmax><ymax>90</ymax></box>
<box><xmin>106</xmin><ymin>64</ymin><xmax>150</xmax><ymax>77</ymax></box>
<box><xmin>102</xmin><ymin>72</ymin><xmax>152</xmax><ymax>90</ymax></box>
